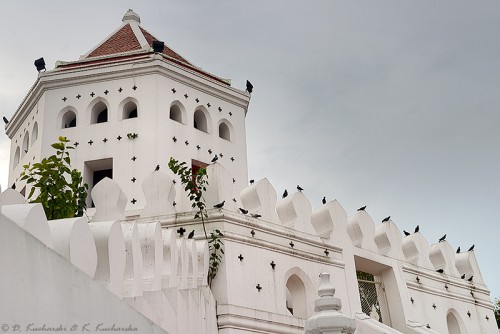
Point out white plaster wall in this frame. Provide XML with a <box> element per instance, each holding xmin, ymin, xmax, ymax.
<box><xmin>0</xmin><ymin>211</ymin><xmax>167</xmax><ymax>334</ymax></box>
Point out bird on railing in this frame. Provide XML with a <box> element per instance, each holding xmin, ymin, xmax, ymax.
<box><xmin>250</xmin><ymin>213</ymin><xmax>261</xmax><ymax>219</ymax></box>
<box><xmin>468</xmin><ymin>244</ymin><xmax>475</xmax><ymax>251</ymax></box>
<box><xmin>456</xmin><ymin>246</ymin><xmax>461</xmax><ymax>253</ymax></box>
<box><xmin>211</xmin><ymin>155</ymin><xmax>219</xmax><ymax>163</ymax></box>
<box><xmin>403</xmin><ymin>230</ymin><xmax>410</xmax><ymax>236</ymax></box>
<box><xmin>382</xmin><ymin>216</ymin><xmax>391</xmax><ymax>222</ymax></box>
<box><xmin>187</xmin><ymin>230</ymin><xmax>195</xmax><ymax>239</ymax></box>
<box><xmin>214</xmin><ymin>201</ymin><xmax>225</xmax><ymax>209</ymax></box>
<box><xmin>297</xmin><ymin>185</ymin><xmax>304</xmax><ymax>192</ymax></box>
<box><xmin>239</xmin><ymin>208</ymin><xmax>248</xmax><ymax>214</ymax></box>
<box><xmin>282</xmin><ymin>189</ymin><xmax>288</xmax><ymax>198</ymax></box>
<box><xmin>358</xmin><ymin>206</ymin><xmax>366</xmax><ymax>211</ymax></box>
<box><xmin>414</xmin><ymin>225</ymin><xmax>420</xmax><ymax>233</ymax></box>
<box><xmin>154</xmin><ymin>164</ymin><xmax>160</xmax><ymax>171</ymax></box>
<box><xmin>438</xmin><ymin>234</ymin><xmax>446</xmax><ymax>242</ymax></box>
<box><xmin>322</xmin><ymin>196</ymin><xmax>326</xmax><ymax>205</ymax></box>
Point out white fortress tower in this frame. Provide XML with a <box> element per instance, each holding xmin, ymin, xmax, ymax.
<box><xmin>2</xmin><ymin>10</ymin><xmax>498</xmax><ymax>334</ymax></box>
<box><xmin>6</xmin><ymin>9</ymin><xmax>250</xmax><ymax>214</ymax></box>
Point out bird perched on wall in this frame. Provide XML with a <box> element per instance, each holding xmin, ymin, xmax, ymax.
<box><xmin>456</xmin><ymin>247</ymin><xmax>461</xmax><ymax>253</ymax></box>
<box><xmin>246</xmin><ymin>80</ymin><xmax>253</xmax><ymax>94</ymax></box>
<box><xmin>249</xmin><ymin>179</ymin><xmax>254</xmax><ymax>184</ymax></box>
<box><xmin>438</xmin><ymin>234</ymin><xmax>446</xmax><ymax>242</ymax></box>
<box><xmin>322</xmin><ymin>196</ymin><xmax>326</xmax><ymax>205</ymax></box>
<box><xmin>297</xmin><ymin>185</ymin><xmax>304</xmax><ymax>192</ymax></box>
<box><xmin>282</xmin><ymin>189</ymin><xmax>288</xmax><ymax>198</ymax></box>
<box><xmin>358</xmin><ymin>206</ymin><xmax>366</xmax><ymax>211</ymax></box>
<box><xmin>155</xmin><ymin>164</ymin><xmax>160</xmax><ymax>171</ymax></box>
<box><xmin>382</xmin><ymin>216</ymin><xmax>391</xmax><ymax>222</ymax></box>
<box><xmin>211</xmin><ymin>155</ymin><xmax>219</xmax><ymax>163</ymax></box>
<box><xmin>250</xmin><ymin>213</ymin><xmax>261</xmax><ymax>218</ymax></box>
<box><xmin>414</xmin><ymin>225</ymin><xmax>420</xmax><ymax>233</ymax></box>
<box><xmin>187</xmin><ymin>230</ymin><xmax>195</xmax><ymax>239</ymax></box>
<box><xmin>468</xmin><ymin>244</ymin><xmax>475</xmax><ymax>251</ymax></box>
<box><xmin>403</xmin><ymin>230</ymin><xmax>410</xmax><ymax>236</ymax></box>
<box><xmin>239</xmin><ymin>208</ymin><xmax>248</xmax><ymax>214</ymax></box>
<box><xmin>436</xmin><ymin>269</ymin><xmax>444</xmax><ymax>273</ymax></box>
<box><xmin>467</xmin><ymin>276</ymin><xmax>473</xmax><ymax>282</ymax></box>
<box><xmin>461</xmin><ymin>274</ymin><xmax>466</xmax><ymax>279</ymax></box>
<box><xmin>3</xmin><ymin>116</ymin><xmax>8</xmax><ymax>124</ymax></box>
<box><xmin>213</xmin><ymin>200</ymin><xmax>225</xmax><ymax>209</ymax></box>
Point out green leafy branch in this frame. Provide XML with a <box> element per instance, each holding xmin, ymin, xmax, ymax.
<box><xmin>168</xmin><ymin>157</ymin><xmax>224</xmax><ymax>286</ymax></box>
<box><xmin>20</xmin><ymin>136</ymin><xmax>88</xmax><ymax>220</ymax></box>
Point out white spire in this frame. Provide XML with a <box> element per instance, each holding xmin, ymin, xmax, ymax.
<box><xmin>122</xmin><ymin>9</ymin><xmax>141</xmax><ymax>24</ymax></box>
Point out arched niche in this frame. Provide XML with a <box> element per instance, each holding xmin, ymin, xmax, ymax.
<box><xmin>58</xmin><ymin>107</ymin><xmax>77</xmax><ymax>129</ymax></box>
<box><xmin>31</xmin><ymin>122</ymin><xmax>38</xmax><ymax>145</ymax></box>
<box><xmin>22</xmin><ymin>132</ymin><xmax>29</xmax><ymax>157</ymax></box>
<box><xmin>169</xmin><ymin>101</ymin><xmax>186</xmax><ymax>124</ymax></box>
<box><xmin>193</xmin><ymin>106</ymin><xmax>212</xmax><ymax>134</ymax></box>
<box><xmin>218</xmin><ymin>119</ymin><xmax>233</xmax><ymax>141</ymax></box>
<box><xmin>121</xmin><ymin>100</ymin><xmax>138</xmax><ymax>120</ymax></box>
<box><xmin>446</xmin><ymin>309</ymin><xmax>465</xmax><ymax>334</ymax></box>
<box><xmin>283</xmin><ymin>267</ymin><xmax>313</xmax><ymax>319</ymax></box>
<box><xmin>89</xmin><ymin>99</ymin><xmax>110</xmax><ymax>124</ymax></box>
<box><xmin>13</xmin><ymin>147</ymin><xmax>20</xmax><ymax>167</ymax></box>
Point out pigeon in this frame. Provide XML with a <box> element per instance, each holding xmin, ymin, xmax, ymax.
<box><xmin>282</xmin><ymin>189</ymin><xmax>288</xmax><ymax>198</ymax></box>
<box><xmin>403</xmin><ymin>230</ymin><xmax>411</xmax><ymax>236</ymax></box>
<box><xmin>467</xmin><ymin>275</ymin><xmax>473</xmax><ymax>282</ymax></box>
<box><xmin>155</xmin><ymin>164</ymin><xmax>160</xmax><ymax>171</ymax></box>
<box><xmin>11</xmin><ymin>183</ymin><xmax>16</xmax><ymax>190</ymax></box>
<box><xmin>438</xmin><ymin>234</ymin><xmax>446</xmax><ymax>242</ymax></box>
<box><xmin>213</xmin><ymin>201</ymin><xmax>225</xmax><ymax>209</ymax></box>
<box><xmin>468</xmin><ymin>244</ymin><xmax>475</xmax><ymax>252</ymax></box>
<box><xmin>414</xmin><ymin>225</ymin><xmax>420</xmax><ymax>233</ymax></box>
<box><xmin>297</xmin><ymin>185</ymin><xmax>304</xmax><ymax>192</ymax></box>
<box><xmin>187</xmin><ymin>230</ymin><xmax>195</xmax><ymax>239</ymax></box>
<box><xmin>382</xmin><ymin>216</ymin><xmax>391</xmax><ymax>222</ymax></box>
<box><xmin>249</xmin><ymin>179</ymin><xmax>254</xmax><ymax>184</ymax></box>
<box><xmin>239</xmin><ymin>208</ymin><xmax>248</xmax><ymax>214</ymax></box>
<box><xmin>3</xmin><ymin>116</ymin><xmax>8</xmax><ymax>124</ymax></box>
<box><xmin>211</xmin><ymin>155</ymin><xmax>219</xmax><ymax>163</ymax></box>
<box><xmin>456</xmin><ymin>247</ymin><xmax>461</xmax><ymax>253</ymax></box>
<box><xmin>358</xmin><ymin>206</ymin><xmax>366</xmax><ymax>211</ymax></box>
<box><xmin>322</xmin><ymin>196</ymin><xmax>326</xmax><ymax>205</ymax></box>
<box><xmin>436</xmin><ymin>269</ymin><xmax>444</xmax><ymax>273</ymax></box>
<box><xmin>461</xmin><ymin>274</ymin><xmax>466</xmax><ymax>279</ymax></box>
<box><xmin>250</xmin><ymin>213</ymin><xmax>262</xmax><ymax>219</ymax></box>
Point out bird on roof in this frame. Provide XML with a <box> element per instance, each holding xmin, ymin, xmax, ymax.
<box><xmin>382</xmin><ymin>216</ymin><xmax>391</xmax><ymax>222</ymax></box>
<box><xmin>461</xmin><ymin>274</ymin><xmax>466</xmax><ymax>279</ymax></box>
<box><xmin>358</xmin><ymin>206</ymin><xmax>366</xmax><ymax>211</ymax></box>
<box><xmin>249</xmin><ymin>179</ymin><xmax>254</xmax><ymax>184</ymax></box>
<box><xmin>297</xmin><ymin>185</ymin><xmax>304</xmax><ymax>192</ymax></box>
<box><xmin>414</xmin><ymin>225</ymin><xmax>420</xmax><ymax>233</ymax></box>
<box><xmin>213</xmin><ymin>201</ymin><xmax>225</xmax><ymax>209</ymax></box>
<box><xmin>246</xmin><ymin>80</ymin><xmax>253</xmax><ymax>94</ymax></box>
<box><xmin>467</xmin><ymin>275</ymin><xmax>473</xmax><ymax>282</ymax></box>
<box><xmin>456</xmin><ymin>246</ymin><xmax>461</xmax><ymax>253</ymax></box>
<box><xmin>3</xmin><ymin>116</ymin><xmax>8</xmax><ymax>124</ymax></box>
<box><xmin>239</xmin><ymin>208</ymin><xmax>248</xmax><ymax>214</ymax></box>
<box><xmin>436</xmin><ymin>269</ymin><xmax>444</xmax><ymax>273</ymax></box>
<box><xmin>250</xmin><ymin>213</ymin><xmax>262</xmax><ymax>219</ymax></box>
<box><xmin>468</xmin><ymin>244</ymin><xmax>475</xmax><ymax>252</ymax></box>
<box><xmin>282</xmin><ymin>189</ymin><xmax>288</xmax><ymax>198</ymax></box>
<box><xmin>211</xmin><ymin>155</ymin><xmax>219</xmax><ymax>163</ymax></box>
<box><xmin>187</xmin><ymin>230</ymin><xmax>195</xmax><ymax>239</ymax></box>
<box><xmin>403</xmin><ymin>230</ymin><xmax>410</xmax><ymax>236</ymax></box>
<box><xmin>322</xmin><ymin>196</ymin><xmax>326</xmax><ymax>205</ymax></box>
<box><xmin>155</xmin><ymin>164</ymin><xmax>160</xmax><ymax>171</ymax></box>
<box><xmin>438</xmin><ymin>234</ymin><xmax>446</xmax><ymax>242</ymax></box>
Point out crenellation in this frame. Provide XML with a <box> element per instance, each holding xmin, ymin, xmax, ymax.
<box><xmin>239</xmin><ymin>178</ymin><xmax>279</xmax><ymax>223</ymax></box>
<box><xmin>401</xmin><ymin>231</ymin><xmax>434</xmax><ymax>268</ymax></box>
<box><xmin>347</xmin><ymin>210</ymin><xmax>378</xmax><ymax>251</ymax></box>
<box><xmin>141</xmin><ymin>171</ymin><xmax>176</xmax><ymax>217</ymax></box>
<box><xmin>374</xmin><ymin>219</ymin><xmax>404</xmax><ymax>260</ymax></box>
<box><xmin>276</xmin><ymin>191</ymin><xmax>316</xmax><ymax>235</ymax></box>
<box><xmin>428</xmin><ymin>241</ymin><xmax>460</xmax><ymax>276</ymax></box>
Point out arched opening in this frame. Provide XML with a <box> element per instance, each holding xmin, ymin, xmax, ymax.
<box><xmin>62</xmin><ymin>110</ymin><xmax>77</xmax><ymax>128</ymax></box>
<box><xmin>194</xmin><ymin>109</ymin><xmax>208</xmax><ymax>133</ymax></box>
<box><xmin>219</xmin><ymin>122</ymin><xmax>231</xmax><ymax>141</ymax></box>
<box><xmin>169</xmin><ymin>103</ymin><xmax>185</xmax><ymax>124</ymax></box>
<box><xmin>123</xmin><ymin>101</ymin><xmax>138</xmax><ymax>119</ymax></box>
<box><xmin>31</xmin><ymin>122</ymin><xmax>38</xmax><ymax>145</ymax></box>
<box><xmin>22</xmin><ymin>132</ymin><xmax>29</xmax><ymax>157</ymax></box>
<box><xmin>13</xmin><ymin>147</ymin><xmax>20</xmax><ymax>167</ymax></box>
<box><xmin>446</xmin><ymin>311</ymin><xmax>463</xmax><ymax>334</ymax></box>
<box><xmin>91</xmin><ymin>102</ymin><xmax>108</xmax><ymax>124</ymax></box>
<box><xmin>286</xmin><ymin>274</ymin><xmax>307</xmax><ymax>318</ymax></box>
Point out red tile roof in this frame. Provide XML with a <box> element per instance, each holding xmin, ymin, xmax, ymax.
<box><xmin>139</xmin><ymin>27</ymin><xmax>191</xmax><ymax>65</ymax></box>
<box><xmin>88</xmin><ymin>24</ymin><xmax>141</xmax><ymax>58</ymax></box>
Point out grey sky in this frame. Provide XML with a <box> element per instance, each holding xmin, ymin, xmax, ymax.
<box><xmin>1</xmin><ymin>1</ymin><xmax>499</xmax><ymax>298</ymax></box>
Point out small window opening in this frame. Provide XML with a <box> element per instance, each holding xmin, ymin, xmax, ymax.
<box><xmin>123</xmin><ymin>101</ymin><xmax>138</xmax><ymax>119</ymax></box>
<box><xmin>194</xmin><ymin>109</ymin><xmax>208</xmax><ymax>133</ymax></box>
<box><xmin>219</xmin><ymin>122</ymin><xmax>231</xmax><ymax>141</ymax></box>
<box><xmin>91</xmin><ymin>102</ymin><xmax>108</xmax><ymax>124</ymax></box>
<box><xmin>170</xmin><ymin>104</ymin><xmax>184</xmax><ymax>123</ymax></box>
<box><xmin>286</xmin><ymin>274</ymin><xmax>307</xmax><ymax>318</ymax></box>
<box><xmin>62</xmin><ymin>110</ymin><xmax>77</xmax><ymax>128</ymax></box>
<box><xmin>84</xmin><ymin>158</ymin><xmax>113</xmax><ymax>208</ymax></box>
<box><xmin>13</xmin><ymin>147</ymin><xmax>20</xmax><ymax>166</ymax></box>
<box><xmin>97</xmin><ymin>109</ymin><xmax>108</xmax><ymax>123</ymax></box>
<box><xmin>32</xmin><ymin>122</ymin><xmax>38</xmax><ymax>145</ymax></box>
<box><xmin>22</xmin><ymin>132</ymin><xmax>29</xmax><ymax>157</ymax></box>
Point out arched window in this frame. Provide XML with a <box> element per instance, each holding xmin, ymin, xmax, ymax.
<box><xmin>170</xmin><ymin>104</ymin><xmax>185</xmax><ymax>124</ymax></box>
<box><xmin>22</xmin><ymin>132</ymin><xmax>29</xmax><ymax>157</ymax></box>
<box><xmin>194</xmin><ymin>109</ymin><xmax>208</xmax><ymax>133</ymax></box>
<box><xmin>219</xmin><ymin>122</ymin><xmax>231</xmax><ymax>141</ymax></box>
<box><xmin>447</xmin><ymin>311</ymin><xmax>463</xmax><ymax>334</ymax></box>
<box><xmin>91</xmin><ymin>102</ymin><xmax>108</xmax><ymax>124</ymax></box>
<box><xmin>13</xmin><ymin>147</ymin><xmax>20</xmax><ymax>167</ymax></box>
<box><xmin>31</xmin><ymin>122</ymin><xmax>38</xmax><ymax>145</ymax></box>
<box><xmin>286</xmin><ymin>274</ymin><xmax>307</xmax><ymax>318</ymax></box>
<box><xmin>62</xmin><ymin>110</ymin><xmax>77</xmax><ymax>128</ymax></box>
<box><xmin>123</xmin><ymin>101</ymin><xmax>138</xmax><ymax>119</ymax></box>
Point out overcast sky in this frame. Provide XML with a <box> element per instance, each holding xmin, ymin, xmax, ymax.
<box><xmin>0</xmin><ymin>1</ymin><xmax>498</xmax><ymax>298</ymax></box>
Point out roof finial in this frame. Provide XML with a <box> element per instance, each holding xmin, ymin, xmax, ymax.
<box><xmin>122</xmin><ymin>9</ymin><xmax>141</xmax><ymax>24</ymax></box>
